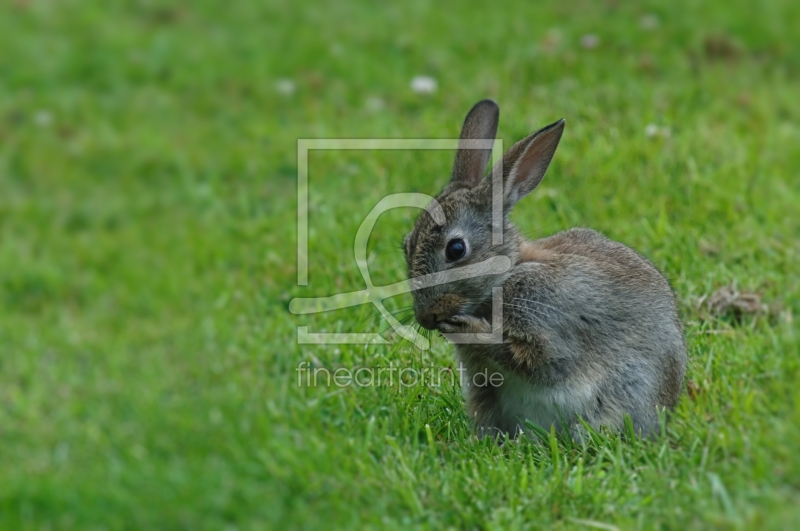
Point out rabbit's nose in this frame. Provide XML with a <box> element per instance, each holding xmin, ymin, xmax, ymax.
<box><xmin>416</xmin><ymin>311</ymin><xmax>438</xmax><ymax>330</ymax></box>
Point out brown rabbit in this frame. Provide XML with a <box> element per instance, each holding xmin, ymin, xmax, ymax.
<box><xmin>404</xmin><ymin>100</ymin><xmax>687</xmax><ymax>438</ymax></box>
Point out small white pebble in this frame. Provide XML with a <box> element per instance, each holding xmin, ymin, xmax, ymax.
<box><xmin>410</xmin><ymin>75</ymin><xmax>437</xmax><ymax>94</ymax></box>
<box><xmin>275</xmin><ymin>78</ymin><xmax>296</xmax><ymax>96</ymax></box>
<box><xmin>580</xmin><ymin>34</ymin><xmax>600</xmax><ymax>49</ymax></box>
<box><xmin>365</xmin><ymin>96</ymin><xmax>385</xmax><ymax>111</ymax></box>
<box><xmin>34</xmin><ymin>110</ymin><xmax>53</xmax><ymax>127</ymax></box>
<box><xmin>645</xmin><ymin>124</ymin><xmax>671</xmax><ymax>138</ymax></box>
<box><xmin>639</xmin><ymin>14</ymin><xmax>660</xmax><ymax>30</ymax></box>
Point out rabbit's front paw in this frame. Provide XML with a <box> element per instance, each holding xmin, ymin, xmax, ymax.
<box><xmin>438</xmin><ymin>314</ymin><xmax>492</xmax><ymax>334</ymax></box>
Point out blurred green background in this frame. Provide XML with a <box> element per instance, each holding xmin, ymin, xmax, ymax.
<box><xmin>1</xmin><ymin>0</ymin><xmax>799</xmax><ymax>529</ymax></box>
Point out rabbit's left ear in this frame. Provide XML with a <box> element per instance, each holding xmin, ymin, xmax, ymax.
<box><xmin>497</xmin><ymin>119</ymin><xmax>565</xmax><ymax>208</ymax></box>
<box><xmin>450</xmin><ymin>100</ymin><xmax>500</xmax><ymax>188</ymax></box>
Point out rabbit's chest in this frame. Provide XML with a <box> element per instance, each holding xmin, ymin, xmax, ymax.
<box><xmin>494</xmin><ymin>367</ymin><xmax>595</xmax><ymax>431</ymax></box>
<box><xmin>455</xmin><ymin>346</ymin><xmax>596</xmax><ymax>432</ymax></box>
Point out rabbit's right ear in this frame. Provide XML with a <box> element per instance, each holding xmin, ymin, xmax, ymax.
<box><xmin>450</xmin><ymin>100</ymin><xmax>500</xmax><ymax>188</ymax></box>
<box><xmin>495</xmin><ymin>118</ymin><xmax>565</xmax><ymax>208</ymax></box>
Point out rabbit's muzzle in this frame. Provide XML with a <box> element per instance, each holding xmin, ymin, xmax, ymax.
<box><xmin>416</xmin><ymin>312</ymin><xmax>439</xmax><ymax>330</ymax></box>
<box><xmin>415</xmin><ymin>293</ymin><xmax>465</xmax><ymax>330</ymax></box>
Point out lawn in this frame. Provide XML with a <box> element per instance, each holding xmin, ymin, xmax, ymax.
<box><xmin>1</xmin><ymin>0</ymin><xmax>799</xmax><ymax>529</ymax></box>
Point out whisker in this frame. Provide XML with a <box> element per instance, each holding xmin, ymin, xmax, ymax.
<box><xmin>503</xmin><ymin>303</ymin><xmax>548</xmax><ymax>314</ymax></box>
<box><xmin>510</xmin><ymin>297</ymin><xmax>580</xmax><ymax>323</ymax></box>
<box><xmin>378</xmin><ymin>314</ymin><xmax>417</xmax><ymax>337</ymax></box>
<box><xmin>502</xmin><ymin>303</ymin><xmax>551</xmax><ymax>322</ymax></box>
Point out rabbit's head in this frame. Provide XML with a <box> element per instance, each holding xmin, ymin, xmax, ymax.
<box><xmin>404</xmin><ymin>100</ymin><xmax>565</xmax><ymax>330</ymax></box>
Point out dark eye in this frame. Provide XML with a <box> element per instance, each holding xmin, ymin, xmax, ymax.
<box><xmin>445</xmin><ymin>238</ymin><xmax>466</xmax><ymax>262</ymax></box>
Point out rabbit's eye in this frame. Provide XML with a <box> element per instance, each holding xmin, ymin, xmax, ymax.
<box><xmin>445</xmin><ymin>238</ymin><xmax>466</xmax><ymax>262</ymax></box>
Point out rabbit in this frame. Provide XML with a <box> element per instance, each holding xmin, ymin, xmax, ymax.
<box><xmin>403</xmin><ymin>100</ymin><xmax>687</xmax><ymax>438</ymax></box>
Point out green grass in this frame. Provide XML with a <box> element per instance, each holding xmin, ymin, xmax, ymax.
<box><xmin>1</xmin><ymin>0</ymin><xmax>799</xmax><ymax>529</ymax></box>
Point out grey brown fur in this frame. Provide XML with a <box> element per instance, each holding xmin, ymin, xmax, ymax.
<box><xmin>404</xmin><ymin>100</ymin><xmax>687</xmax><ymax>438</ymax></box>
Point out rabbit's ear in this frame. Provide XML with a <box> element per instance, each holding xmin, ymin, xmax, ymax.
<box><xmin>499</xmin><ymin>119</ymin><xmax>565</xmax><ymax>207</ymax></box>
<box><xmin>450</xmin><ymin>100</ymin><xmax>500</xmax><ymax>188</ymax></box>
